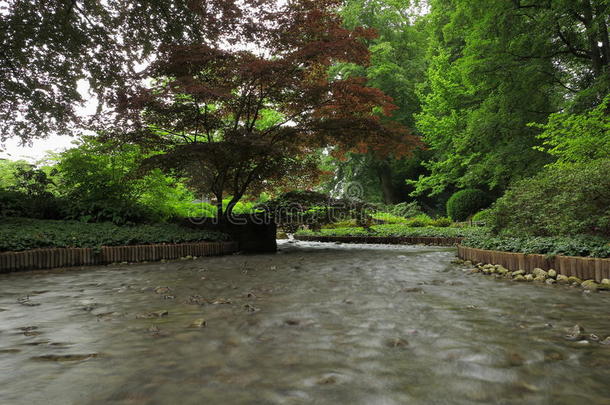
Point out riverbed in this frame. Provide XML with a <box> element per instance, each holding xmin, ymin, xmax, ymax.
<box><xmin>1</xmin><ymin>241</ymin><xmax>610</xmax><ymax>404</ymax></box>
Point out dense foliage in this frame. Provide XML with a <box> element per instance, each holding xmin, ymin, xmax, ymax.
<box><xmin>0</xmin><ymin>218</ymin><xmax>228</xmax><ymax>252</ymax></box>
<box><xmin>462</xmin><ymin>234</ymin><xmax>610</xmax><ymax>259</ymax></box>
<box><xmin>0</xmin><ymin>0</ymin><xmax>264</xmax><ymax>141</ymax></box>
<box><xmin>489</xmin><ymin>160</ymin><xmax>610</xmax><ymax>237</ymax></box>
<box><xmin>446</xmin><ymin>189</ymin><xmax>491</xmax><ymax>221</ymax></box>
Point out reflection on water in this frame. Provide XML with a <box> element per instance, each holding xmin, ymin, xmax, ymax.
<box><xmin>1</xmin><ymin>241</ymin><xmax>610</xmax><ymax>404</ymax></box>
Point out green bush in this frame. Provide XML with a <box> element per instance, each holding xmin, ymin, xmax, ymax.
<box><xmin>0</xmin><ymin>217</ymin><xmax>229</xmax><ymax>252</ymax></box>
<box><xmin>446</xmin><ymin>189</ymin><xmax>491</xmax><ymax>221</ymax></box>
<box><xmin>389</xmin><ymin>201</ymin><xmax>424</xmax><ymax>218</ymax></box>
<box><xmin>462</xmin><ymin>234</ymin><xmax>610</xmax><ymax>258</ymax></box>
<box><xmin>431</xmin><ymin>217</ymin><xmax>452</xmax><ymax>227</ymax></box>
<box><xmin>489</xmin><ymin>160</ymin><xmax>610</xmax><ymax>237</ymax></box>
<box><xmin>471</xmin><ymin>208</ymin><xmax>493</xmax><ymax>223</ymax></box>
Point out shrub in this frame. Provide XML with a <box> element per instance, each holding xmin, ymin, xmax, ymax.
<box><xmin>389</xmin><ymin>201</ymin><xmax>424</xmax><ymax>218</ymax></box>
<box><xmin>489</xmin><ymin>160</ymin><xmax>610</xmax><ymax>237</ymax></box>
<box><xmin>431</xmin><ymin>217</ymin><xmax>452</xmax><ymax>227</ymax></box>
<box><xmin>462</xmin><ymin>234</ymin><xmax>610</xmax><ymax>258</ymax></box>
<box><xmin>404</xmin><ymin>214</ymin><xmax>434</xmax><ymax>227</ymax></box>
<box><xmin>0</xmin><ymin>217</ymin><xmax>229</xmax><ymax>252</ymax></box>
<box><xmin>471</xmin><ymin>208</ymin><xmax>493</xmax><ymax>224</ymax></box>
<box><xmin>446</xmin><ymin>189</ymin><xmax>491</xmax><ymax>221</ymax></box>
<box><xmin>296</xmin><ymin>223</ymin><xmax>484</xmax><ymax>238</ymax></box>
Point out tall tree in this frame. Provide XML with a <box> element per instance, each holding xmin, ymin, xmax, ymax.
<box><xmin>112</xmin><ymin>0</ymin><xmax>420</xmax><ymax>219</ymax></box>
<box><xmin>0</xmin><ymin>0</ymin><xmax>266</xmax><ymax>142</ymax></box>
<box><xmin>324</xmin><ymin>0</ymin><xmax>429</xmax><ymax>204</ymax></box>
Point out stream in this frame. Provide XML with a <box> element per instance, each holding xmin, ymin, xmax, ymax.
<box><xmin>1</xmin><ymin>241</ymin><xmax>610</xmax><ymax>404</ymax></box>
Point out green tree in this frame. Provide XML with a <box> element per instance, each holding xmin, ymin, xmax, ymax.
<box><xmin>412</xmin><ymin>0</ymin><xmax>609</xmax><ymax>197</ymax></box>
<box><xmin>324</xmin><ymin>0</ymin><xmax>429</xmax><ymax>204</ymax></box>
<box><xmin>531</xmin><ymin>95</ymin><xmax>610</xmax><ymax>165</ymax></box>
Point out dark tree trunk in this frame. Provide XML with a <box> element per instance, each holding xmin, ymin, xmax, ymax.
<box><xmin>376</xmin><ymin>161</ymin><xmax>399</xmax><ymax>205</ymax></box>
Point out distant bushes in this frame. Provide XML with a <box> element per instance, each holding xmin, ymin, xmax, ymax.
<box><xmin>298</xmin><ymin>224</ymin><xmax>484</xmax><ymax>238</ymax></box>
<box><xmin>446</xmin><ymin>189</ymin><xmax>491</xmax><ymax>221</ymax></box>
<box><xmin>489</xmin><ymin>160</ymin><xmax>610</xmax><ymax>237</ymax></box>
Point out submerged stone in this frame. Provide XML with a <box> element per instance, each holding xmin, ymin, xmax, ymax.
<box><xmin>565</xmin><ymin>324</ymin><xmax>584</xmax><ymax>341</ymax></box>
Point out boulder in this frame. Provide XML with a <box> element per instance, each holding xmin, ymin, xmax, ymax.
<box><xmin>581</xmin><ymin>280</ymin><xmax>599</xmax><ymax>292</ymax></box>
<box><xmin>513</xmin><ymin>275</ymin><xmax>526</xmax><ymax>282</ymax></box>
<box><xmin>533</xmin><ymin>276</ymin><xmax>546</xmax><ymax>282</ymax></box>
<box><xmin>547</xmin><ymin>269</ymin><xmax>557</xmax><ymax>278</ymax></box>
<box><xmin>568</xmin><ymin>276</ymin><xmax>582</xmax><ymax>286</ymax></box>
<box><xmin>524</xmin><ymin>274</ymin><xmax>535</xmax><ymax>282</ymax></box>
<box><xmin>556</xmin><ymin>274</ymin><xmax>570</xmax><ymax>284</ymax></box>
<box><xmin>545</xmin><ymin>278</ymin><xmax>556</xmax><ymax>285</ymax></box>
<box><xmin>532</xmin><ymin>268</ymin><xmax>548</xmax><ymax>278</ymax></box>
<box><xmin>512</xmin><ymin>270</ymin><xmax>526</xmax><ymax>277</ymax></box>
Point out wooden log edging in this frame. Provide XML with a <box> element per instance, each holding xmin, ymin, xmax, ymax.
<box><xmin>457</xmin><ymin>245</ymin><xmax>610</xmax><ymax>282</ymax></box>
<box><xmin>0</xmin><ymin>241</ymin><xmax>239</xmax><ymax>273</ymax></box>
<box><xmin>294</xmin><ymin>235</ymin><xmax>463</xmax><ymax>246</ymax></box>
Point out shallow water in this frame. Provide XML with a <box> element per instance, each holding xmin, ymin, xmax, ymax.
<box><xmin>1</xmin><ymin>241</ymin><xmax>610</xmax><ymax>405</ymax></box>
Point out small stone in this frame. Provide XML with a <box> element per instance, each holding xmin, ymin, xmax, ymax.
<box><xmin>154</xmin><ymin>286</ymin><xmax>172</xmax><ymax>294</ymax></box>
<box><xmin>469</xmin><ymin>268</ymin><xmax>481</xmax><ymax>274</ymax></box>
<box><xmin>513</xmin><ymin>275</ymin><xmax>526</xmax><ymax>282</ymax></box>
<box><xmin>544</xmin><ymin>351</ymin><xmax>564</xmax><ymax>361</ymax></box>
<box><xmin>285</xmin><ymin>319</ymin><xmax>300</xmax><ymax>326</ymax></box>
<box><xmin>512</xmin><ymin>270</ymin><xmax>525</xmax><ymax>277</ymax></box>
<box><xmin>387</xmin><ymin>338</ymin><xmax>409</xmax><ymax>348</ymax></box>
<box><xmin>508</xmin><ymin>352</ymin><xmax>525</xmax><ymax>367</ymax></box>
<box><xmin>33</xmin><ymin>353</ymin><xmax>98</xmax><ymax>362</ymax></box>
<box><xmin>568</xmin><ymin>276</ymin><xmax>582</xmax><ymax>285</ymax></box>
<box><xmin>533</xmin><ymin>275</ymin><xmax>546</xmax><ymax>282</ymax></box>
<box><xmin>565</xmin><ymin>324</ymin><xmax>584</xmax><ymax>341</ymax></box>
<box><xmin>575</xmin><ymin>340</ymin><xmax>590</xmax><ymax>345</ymax></box>
<box><xmin>600</xmin><ymin>337</ymin><xmax>610</xmax><ymax>345</ymax></box>
<box><xmin>581</xmin><ymin>280</ymin><xmax>599</xmax><ymax>291</ymax></box>
<box><xmin>556</xmin><ymin>275</ymin><xmax>570</xmax><ymax>284</ymax></box>
<box><xmin>532</xmin><ymin>268</ymin><xmax>548</xmax><ymax>278</ymax></box>
<box><xmin>524</xmin><ymin>274</ymin><xmax>535</xmax><ymax>282</ymax></box>
<box><xmin>317</xmin><ymin>376</ymin><xmax>337</xmax><ymax>385</ymax></box>
<box><xmin>189</xmin><ymin>318</ymin><xmax>207</xmax><ymax>328</ymax></box>
<box><xmin>601</xmin><ymin>279</ymin><xmax>610</xmax><ymax>286</ymax></box>
<box><xmin>244</xmin><ymin>304</ymin><xmax>260</xmax><ymax>313</ymax></box>
<box><xmin>464</xmin><ymin>260</ymin><xmax>472</xmax><ymax>266</ymax></box>
<box><xmin>136</xmin><ymin>310</ymin><xmax>169</xmax><ymax>319</ymax></box>
<box><xmin>548</xmin><ymin>269</ymin><xmax>557</xmax><ymax>278</ymax></box>
<box><xmin>545</xmin><ymin>278</ymin><xmax>556</xmax><ymax>285</ymax></box>
<box><xmin>211</xmin><ymin>298</ymin><xmax>232</xmax><ymax>305</ymax></box>
<box><xmin>588</xmin><ymin>334</ymin><xmax>599</xmax><ymax>342</ymax></box>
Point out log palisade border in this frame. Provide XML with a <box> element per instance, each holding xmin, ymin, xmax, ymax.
<box><xmin>0</xmin><ymin>241</ymin><xmax>239</xmax><ymax>273</ymax></box>
<box><xmin>294</xmin><ymin>235</ymin><xmax>463</xmax><ymax>246</ymax></box>
<box><xmin>458</xmin><ymin>245</ymin><xmax>610</xmax><ymax>282</ymax></box>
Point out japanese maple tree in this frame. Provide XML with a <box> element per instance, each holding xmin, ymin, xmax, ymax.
<box><xmin>112</xmin><ymin>0</ymin><xmax>421</xmax><ymax>220</ymax></box>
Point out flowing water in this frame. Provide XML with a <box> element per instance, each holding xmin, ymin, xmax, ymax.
<box><xmin>1</xmin><ymin>241</ymin><xmax>610</xmax><ymax>405</ymax></box>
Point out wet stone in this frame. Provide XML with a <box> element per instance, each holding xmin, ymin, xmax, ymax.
<box><xmin>136</xmin><ymin>310</ymin><xmax>169</xmax><ymax>319</ymax></box>
<box><xmin>33</xmin><ymin>353</ymin><xmax>99</xmax><ymax>362</ymax></box>
<box><xmin>189</xmin><ymin>319</ymin><xmax>207</xmax><ymax>328</ymax></box>
<box><xmin>565</xmin><ymin>324</ymin><xmax>585</xmax><ymax>341</ymax></box>
<box><xmin>387</xmin><ymin>338</ymin><xmax>409</xmax><ymax>348</ymax></box>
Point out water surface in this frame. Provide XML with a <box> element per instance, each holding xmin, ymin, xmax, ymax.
<box><xmin>1</xmin><ymin>241</ymin><xmax>610</xmax><ymax>404</ymax></box>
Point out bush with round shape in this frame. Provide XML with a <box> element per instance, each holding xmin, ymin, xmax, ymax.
<box><xmin>489</xmin><ymin>160</ymin><xmax>610</xmax><ymax>237</ymax></box>
<box><xmin>446</xmin><ymin>189</ymin><xmax>491</xmax><ymax>221</ymax></box>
